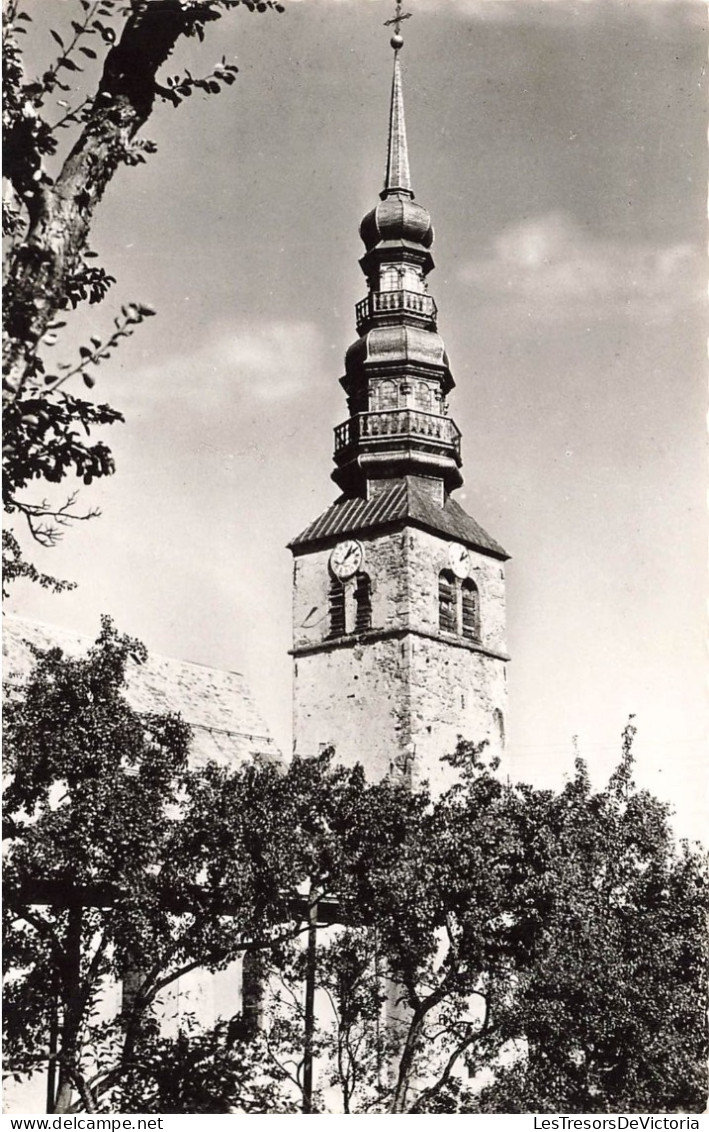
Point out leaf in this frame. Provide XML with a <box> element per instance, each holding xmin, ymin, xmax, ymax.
<box><xmin>58</xmin><ymin>58</ymin><xmax>81</xmax><ymax>72</ymax></box>
<box><xmin>50</xmin><ymin>29</ymin><xmax>64</xmax><ymax>48</ymax></box>
<box><xmin>83</xmin><ymin>375</ymin><xmax>95</xmax><ymax>389</ymax></box>
<box><xmin>80</xmin><ymin>46</ymin><xmax>97</xmax><ymax>59</ymax></box>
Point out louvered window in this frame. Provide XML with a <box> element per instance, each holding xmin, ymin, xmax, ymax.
<box><xmin>328</xmin><ymin>578</ymin><xmax>346</xmax><ymax>637</ymax></box>
<box><xmin>354</xmin><ymin>573</ymin><xmax>372</xmax><ymax>633</ymax></box>
<box><xmin>439</xmin><ymin>570</ymin><xmax>457</xmax><ymax>633</ymax></box>
<box><xmin>461</xmin><ymin>579</ymin><xmax>480</xmax><ymax>641</ymax></box>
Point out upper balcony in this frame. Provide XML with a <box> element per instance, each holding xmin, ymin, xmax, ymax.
<box><xmin>355</xmin><ymin>289</ymin><xmax>437</xmax><ymax>334</ymax></box>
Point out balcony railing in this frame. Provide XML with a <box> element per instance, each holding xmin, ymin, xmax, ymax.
<box><xmin>334</xmin><ymin>409</ymin><xmax>461</xmax><ymax>459</ymax></box>
<box><xmin>355</xmin><ymin>289</ymin><xmax>437</xmax><ymax>329</ymax></box>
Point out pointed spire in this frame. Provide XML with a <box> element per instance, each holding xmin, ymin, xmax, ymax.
<box><xmin>383</xmin><ymin>52</ymin><xmax>413</xmax><ymax>199</ymax></box>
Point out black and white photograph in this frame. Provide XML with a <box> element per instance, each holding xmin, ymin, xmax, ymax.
<box><xmin>2</xmin><ymin>0</ymin><xmax>707</xmax><ymax>1117</ymax></box>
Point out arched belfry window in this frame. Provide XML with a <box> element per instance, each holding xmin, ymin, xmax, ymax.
<box><xmin>415</xmin><ymin>381</ymin><xmax>432</xmax><ymax>412</ymax></box>
<box><xmin>378</xmin><ymin>380</ymin><xmax>397</xmax><ymax>411</ymax></box>
<box><xmin>438</xmin><ymin>570</ymin><xmax>457</xmax><ymax>634</ymax></box>
<box><xmin>354</xmin><ymin>573</ymin><xmax>372</xmax><ymax>633</ymax></box>
<box><xmin>328</xmin><ymin>577</ymin><xmax>346</xmax><ymax>638</ymax></box>
<box><xmin>380</xmin><ymin>265</ymin><xmax>398</xmax><ymax>292</ymax></box>
<box><xmin>328</xmin><ymin>573</ymin><xmax>371</xmax><ymax>637</ymax></box>
<box><xmin>461</xmin><ymin>579</ymin><xmax>480</xmax><ymax>642</ymax></box>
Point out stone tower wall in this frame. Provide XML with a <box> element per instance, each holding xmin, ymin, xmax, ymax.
<box><xmin>291</xmin><ymin>525</ymin><xmax>507</xmax><ymax>791</ymax></box>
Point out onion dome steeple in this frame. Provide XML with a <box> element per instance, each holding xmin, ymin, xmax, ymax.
<box><xmin>333</xmin><ymin>26</ymin><xmax>462</xmax><ymax>498</ymax></box>
<box><xmin>359</xmin><ymin>46</ymin><xmax>433</xmax><ymax>258</ymax></box>
<box><xmin>288</xmin><ymin>8</ymin><xmax>509</xmax><ymax>798</ymax></box>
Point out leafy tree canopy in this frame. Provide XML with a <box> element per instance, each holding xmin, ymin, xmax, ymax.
<box><xmin>4</xmin><ymin>622</ymin><xmax>707</xmax><ymax>1114</ymax></box>
<box><xmin>476</xmin><ymin>729</ymin><xmax>709</xmax><ymax>1115</ymax></box>
<box><xmin>2</xmin><ymin>618</ymin><xmax>424</xmax><ymax>1113</ymax></box>
<box><xmin>2</xmin><ymin>0</ymin><xmax>282</xmax><ymax>595</ymax></box>
<box><xmin>239</xmin><ymin>738</ymin><xmax>708</xmax><ymax>1114</ymax></box>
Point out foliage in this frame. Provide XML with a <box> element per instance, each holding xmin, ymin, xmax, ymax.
<box><xmin>299</xmin><ymin>741</ymin><xmax>547</xmax><ymax>1114</ymax></box>
<box><xmin>230</xmin><ymin>741</ymin><xmax>535</xmax><ymax>1113</ymax></box>
<box><xmin>249</xmin><ymin>736</ymin><xmax>708</xmax><ymax>1114</ymax></box>
<box><xmin>3</xmin><ymin>619</ymin><xmax>422</xmax><ymax>1113</ymax></box>
<box><xmin>2</xmin><ymin>0</ymin><xmax>282</xmax><ymax>591</ymax></box>
<box><xmin>475</xmin><ymin>725</ymin><xmax>709</xmax><ymax>1114</ymax></box>
<box><xmin>2</xmin><ymin>528</ymin><xmax>78</xmax><ymax>599</ymax></box>
<box><xmin>117</xmin><ymin>1016</ymin><xmax>299</xmax><ymax>1114</ymax></box>
<box><xmin>5</xmin><ymin>634</ymin><xmax>706</xmax><ymax>1116</ymax></box>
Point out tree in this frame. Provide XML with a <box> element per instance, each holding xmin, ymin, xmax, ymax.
<box><xmin>110</xmin><ymin>1016</ymin><xmax>300</xmax><ymax>1114</ymax></box>
<box><xmin>242</xmin><ymin>737</ymin><xmax>708</xmax><ymax>1115</ymax></box>
<box><xmin>2</xmin><ymin>619</ymin><xmax>425</xmax><ymax>1114</ymax></box>
<box><xmin>2</xmin><ymin>0</ymin><xmax>282</xmax><ymax>594</ymax></box>
<box><xmin>238</xmin><ymin>742</ymin><xmax>544</xmax><ymax>1114</ymax></box>
<box><xmin>316</xmin><ymin>742</ymin><xmax>548</xmax><ymax>1114</ymax></box>
<box><xmin>476</xmin><ymin>725</ymin><xmax>709</xmax><ymax>1115</ymax></box>
<box><xmin>6</xmin><ymin>629</ymin><xmax>706</xmax><ymax>1116</ymax></box>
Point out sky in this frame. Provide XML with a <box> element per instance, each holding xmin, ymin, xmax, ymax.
<box><xmin>7</xmin><ymin>0</ymin><xmax>707</xmax><ymax>841</ymax></box>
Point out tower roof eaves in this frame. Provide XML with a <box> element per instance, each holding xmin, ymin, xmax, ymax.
<box><xmin>288</xmin><ymin>477</ymin><xmax>509</xmax><ymax>560</ymax></box>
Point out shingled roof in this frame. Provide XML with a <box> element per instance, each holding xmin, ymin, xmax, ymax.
<box><xmin>2</xmin><ymin>616</ymin><xmax>281</xmax><ymax>770</ymax></box>
<box><xmin>289</xmin><ymin>476</ymin><xmax>508</xmax><ymax>559</ymax></box>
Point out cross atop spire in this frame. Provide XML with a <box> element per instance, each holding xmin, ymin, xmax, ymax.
<box><xmin>384</xmin><ymin>0</ymin><xmax>412</xmax><ymax>43</ymax></box>
<box><xmin>382</xmin><ymin>47</ymin><xmax>413</xmax><ymax>198</ymax></box>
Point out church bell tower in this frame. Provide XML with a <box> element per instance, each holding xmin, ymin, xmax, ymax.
<box><xmin>289</xmin><ymin>27</ymin><xmax>509</xmax><ymax>792</ymax></box>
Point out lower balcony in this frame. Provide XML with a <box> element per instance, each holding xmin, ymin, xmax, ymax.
<box><xmin>334</xmin><ymin>409</ymin><xmax>461</xmax><ymax>461</ymax></box>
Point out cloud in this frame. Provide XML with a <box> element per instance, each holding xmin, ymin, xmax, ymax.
<box><xmin>439</xmin><ymin>0</ymin><xmax>702</xmax><ymax>21</ymax></box>
<box><xmin>458</xmin><ymin>213</ymin><xmax>703</xmax><ymax>323</ymax></box>
<box><xmin>196</xmin><ymin>321</ymin><xmax>325</xmax><ymax>405</ymax></box>
<box><xmin>123</xmin><ymin>319</ymin><xmax>325</xmax><ymax>412</ymax></box>
<box><xmin>416</xmin><ymin>0</ymin><xmax>705</xmax><ymax>26</ymax></box>
<box><xmin>294</xmin><ymin>0</ymin><xmax>706</xmax><ymax>27</ymax></box>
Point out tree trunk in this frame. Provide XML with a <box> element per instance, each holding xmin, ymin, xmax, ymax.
<box><xmin>388</xmin><ymin>981</ymin><xmax>451</xmax><ymax>1114</ymax></box>
<box><xmin>3</xmin><ymin>1</ymin><xmax>197</xmax><ymax>396</ymax></box>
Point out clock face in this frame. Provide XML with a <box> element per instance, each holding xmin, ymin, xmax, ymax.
<box><xmin>448</xmin><ymin>542</ymin><xmax>471</xmax><ymax>579</ymax></box>
<box><xmin>329</xmin><ymin>539</ymin><xmax>364</xmax><ymax>580</ymax></box>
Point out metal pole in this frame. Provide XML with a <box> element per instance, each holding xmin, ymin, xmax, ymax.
<box><xmin>46</xmin><ymin>981</ymin><xmax>58</xmax><ymax>1113</ymax></box>
<box><xmin>302</xmin><ymin>895</ymin><xmax>318</xmax><ymax>1113</ymax></box>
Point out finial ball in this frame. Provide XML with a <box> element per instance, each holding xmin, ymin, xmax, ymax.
<box><xmin>390</xmin><ymin>33</ymin><xmax>404</xmax><ymax>50</ymax></box>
